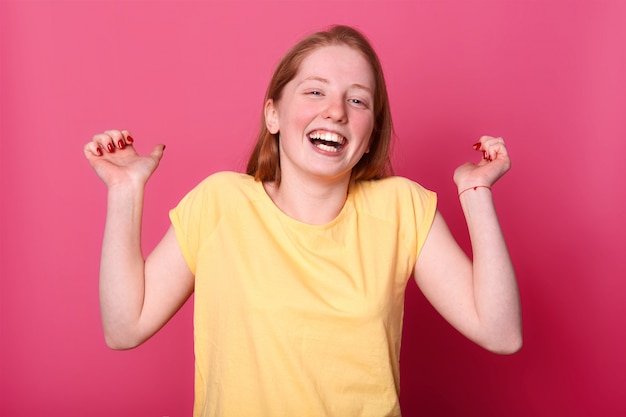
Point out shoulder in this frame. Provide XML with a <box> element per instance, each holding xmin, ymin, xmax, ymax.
<box><xmin>195</xmin><ymin>171</ymin><xmax>255</xmax><ymax>190</ymax></box>
<box><xmin>170</xmin><ymin>171</ymin><xmax>261</xmax><ymax>236</ymax></box>
<box><xmin>187</xmin><ymin>171</ymin><xmax>259</xmax><ymax>200</ymax></box>
<box><xmin>173</xmin><ymin>171</ymin><xmax>259</xmax><ymax>213</ymax></box>
<box><xmin>351</xmin><ymin>176</ymin><xmax>437</xmax><ymax>222</ymax></box>
<box><xmin>353</xmin><ymin>176</ymin><xmax>435</xmax><ymax>203</ymax></box>
<box><xmin>353</xmin><ymin>177</ymin><xmax>438</xmax><ymax>255</ymax></box>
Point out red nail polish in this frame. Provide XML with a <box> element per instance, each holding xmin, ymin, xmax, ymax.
<box><xmin>118</xmin><ymin>139</ymin><xmax>125</xmax><ymax>149</ymax></box>
<box><xmin>127</xmin><ymin>135</ymin><xmax>134</xmax><ymax>143</ymax></box>
<box><xmin>107</xmin><ymin>143</ymin><xmax>114</xmax><ymax>153</ymax></box>
<box><xmin>473</xmin><ymin>142</ymin><xmax>482</xmax><ymax>150</ymax></box>
<box><xmin>96</xmin><ymin>147</ymin><xmax>103</xmax><ymax>156</ymax></box>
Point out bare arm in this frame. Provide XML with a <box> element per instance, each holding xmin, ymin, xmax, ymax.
<box><xmin>85</xmin><ymin>130</ymin><xmax>194</xmax><ymax>349</ymax></box>
<box><xmin>414</xmin><ymin>136</ymin><xmax>522</xmax><ymax>354</ymax></box>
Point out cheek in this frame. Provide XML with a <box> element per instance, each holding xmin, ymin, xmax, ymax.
<box><xmin>283</xmin><ymin>106</ymin><xmax>316</xmax><ymax>133</ymax></box>
<box><xmin>354</xmin><ymin>113</ymin><xmax>375</xmax><ymax>138</ymax></box>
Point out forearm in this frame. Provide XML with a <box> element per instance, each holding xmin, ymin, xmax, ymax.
<box><xmin>460</xmin><ymin>187</ymin><xmax>522</xmax><ymax>353</ymax></box>
<box><xmin>99</xmin><ymin>183</ymin><xmax>147</xmax><ymax>349</ymax></box>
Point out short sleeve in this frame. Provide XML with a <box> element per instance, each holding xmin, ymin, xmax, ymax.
<box><xmin>169</xmin><ymin>176</ymin><xmax>221</xmax><ymax>275</ymax></box>
<box><xmin>169</xmin><ymin>172</ymin><xmax>246</xmax><ymax>275</ymax></box>
<box><xmin>410</xmin><ymin>181</ymin><xmax>437</xmax><ymax>258</ymax></box>
<box><xmin>169</xmin><ymin>188</ymin><xmax>201</xmax><ymax>275</ymax></box>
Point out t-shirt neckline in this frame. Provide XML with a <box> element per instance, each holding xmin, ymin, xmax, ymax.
<box><xmin>252</xmin><ymin>178</ymin><xmax>356</xmax><ymax>230</ymax></box>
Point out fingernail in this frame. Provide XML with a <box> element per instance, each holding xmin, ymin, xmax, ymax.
<box><xmin>96</xmin><ymin>147</ymin><xmax>103</xmax><ymax>156</ymax></box>
<box><xmin>473</xmin><ymin>142</ymin><xmax>481</xmax><ymax>150</ymax></box>
<box><xmin>118</xmin><ymin>139</ymin><xmax>125</xmax><ymax>149</ymax></box>
<box><xmin>107</xmin><ymin>143</ymin><xmax>114</xmax><ymax>153</ymax></box>
<box><xmin>127</xmin><ymin>135</ymin><xmax>134</xmax><ymax>143</ymax></box>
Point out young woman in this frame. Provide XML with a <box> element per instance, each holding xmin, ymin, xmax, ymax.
<box><xmin>84</xmin><ymin>25</ymin><xmax>521</xmax><ymax>417</ymax></box>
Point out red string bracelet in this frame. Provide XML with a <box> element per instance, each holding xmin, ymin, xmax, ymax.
<box><xmin>458</xmin><ymin>185</ymin><xmax>491</xmax><ymax>197</ymax></box>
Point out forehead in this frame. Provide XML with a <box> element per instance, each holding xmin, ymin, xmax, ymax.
<box><xmin>295</xmin><ymin>45</ymin><xmax>375</xmax><ymax>90</ymax></box>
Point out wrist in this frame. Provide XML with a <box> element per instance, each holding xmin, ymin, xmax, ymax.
<box><xmin>106</xmin><ymin>181</ymin><xmax>146</xmax><ymax>201</ymax></box>
<box><xmin>458</xmin><ymin>185</ymin><xmax>491</xmax><ymax>198</ymax></box>
<box><xmin>106</xmin><ymin>175</ymin><xmax>147</xmax><ymax>191</ymax></box>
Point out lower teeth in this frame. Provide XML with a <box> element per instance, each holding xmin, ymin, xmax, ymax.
<box><xmin>316</xmin><ymin>143</ymin><xmax>340</xmax><ymax>152</ymax></box>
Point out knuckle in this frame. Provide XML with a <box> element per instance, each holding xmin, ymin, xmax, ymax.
<box><xmin>104</xmin><ymin>130</ymin><xmax>122</xmax><ymax>140</ymax></box>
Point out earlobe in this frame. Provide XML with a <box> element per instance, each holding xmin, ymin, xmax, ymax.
<box><xmin>265</xmin><ymin>99</ymin><xmax>279</xmax><ymax>134</ymax></box>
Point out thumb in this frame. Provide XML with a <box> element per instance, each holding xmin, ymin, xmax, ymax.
<box><xmin>150</xmin><ymin>144</ymin><xmax>166</xmax><ymax>163</ymax></box>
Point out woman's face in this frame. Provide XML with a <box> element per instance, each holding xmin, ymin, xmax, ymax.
<box><xmin>265</xmin><ymin>44</ymin><xmax>376</xmax><ymax>185</ymax></box>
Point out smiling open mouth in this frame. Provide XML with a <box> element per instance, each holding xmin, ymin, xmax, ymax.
<box><xmin>308</xmin><ymin>130</ymin><xmax>346</xmax><ymax>152</ymax></box>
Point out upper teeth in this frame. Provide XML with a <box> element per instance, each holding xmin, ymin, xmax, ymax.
<box><xmin>309</xmin><ymin>131</ymin><xmax>345</xmax><ymax>144</ymax></box>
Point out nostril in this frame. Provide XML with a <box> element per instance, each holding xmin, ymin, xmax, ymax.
<box><xmin>323</xmin><ymin>108</ymin><xmax>347</xmax><ymax>122</ymax></box>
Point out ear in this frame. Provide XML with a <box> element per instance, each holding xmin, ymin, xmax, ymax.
<box><xmin>264</xmin><ymin>99</ymin><xmax>280</xmax><ymax>134</ymax></box>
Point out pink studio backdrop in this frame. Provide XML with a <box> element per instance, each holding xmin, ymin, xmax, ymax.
<box><xmin>1</xmin><ymin>1</ymin><xmax>624</xmax><ymax>416</ymax></box>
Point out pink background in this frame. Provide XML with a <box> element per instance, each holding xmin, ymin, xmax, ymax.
<box><xmin>1</xmin><ymin>1</ymin><xmax>625</xmax><ymax>416</ymax></box>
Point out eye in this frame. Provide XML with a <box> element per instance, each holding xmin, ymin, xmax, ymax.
<box><xmin>309</xmin><ymin>90</ymin><xmax>322</xmax><ymax>96</ymax></box>
<box><xmin>348</xmin><ymin>98</ymin><xmax>369</xmax><ymax>108</ymax></box>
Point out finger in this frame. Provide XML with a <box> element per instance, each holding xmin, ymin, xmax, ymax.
<box><xmin>120</xmin><ymin>130</ymin><xmax>134</xmax><ymax>146</ymax></box>
<box><xmin>92</xmin><ymin>132</ymin><xmax>116</xmax><ymax>153</ymax></box>
<box><xmin>475</xmin><ymin>136</ymin><xmax>506</xmax><ymax>161</ymax></box>
<box><xmin>83</xmin><ymin>141</ymin><xmax>103</xmax><ymax>158</ymax></box>
<box><xmin>483</xmin><ymin>140</ymin><xmax>511</xmax><ymax>173</ymax></box>
<box><xmin>90</xmin><ymin>133</ymin><xmax>116</xmax><ymax>155</ymax></box>
<box><xmin>150</xmin><ymin>144</ymin><xmax>166</xmax><ymax>164</ymax></box>
<box><xmin>472</xmin><ymin>142</ymin><xmax>491</xmax><ymax>161</ymax></box>
<box><xmin>485</xmin><ymin>138</ymin><xmax>508</xmax><ymax>162</ymax></box>
<box><xmin>474</xmin><ymin>135</ymin><xmax>503</xmax><ymax>148</ymax></box>
<box><xmin>103</xmin><ymin>129</ymin><xmax>128</xmax><ymax>151</ymax></box>
<box><xmin>472</xmin><ymin>136</ymin><xmax>492</xmax><ymax>160</ymax></box>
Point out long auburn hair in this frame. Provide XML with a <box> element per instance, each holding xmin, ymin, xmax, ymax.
<box><xmin>246</xmin><ymin>25</ymin><xmax>394</xmax><ymax>184</ymax></box>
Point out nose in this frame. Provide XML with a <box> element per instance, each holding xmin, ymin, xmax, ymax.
<box><xmin>322</xmin><ymin>96</ymin><xmax>347</xmax><ymax>123</ymax></box>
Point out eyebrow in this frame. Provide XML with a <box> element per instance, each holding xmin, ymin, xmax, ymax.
<box><xmin>300</xmin><ymin>76</ymin><xmax>374</xmax><ymax>95</ymax></box>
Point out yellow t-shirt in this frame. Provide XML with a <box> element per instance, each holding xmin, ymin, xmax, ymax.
<box><xmin>170</xmin><ymin>172</ymin><xmax>437</xmax><ymax>417</ymax></box>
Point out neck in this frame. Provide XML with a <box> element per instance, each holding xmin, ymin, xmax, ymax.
<box><xmin>264</xmin><ymin>174</ymin><xmax>350</xmax><ymax>225</ymax></box>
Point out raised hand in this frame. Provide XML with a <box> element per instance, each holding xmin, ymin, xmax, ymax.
<box><xmin>83</xmin><ymin>130</ymin><xmax>165</xmax><ymax>188</ymax></box>
<box><xmin>453</xmin><ymin>136</ymin><xmax>511</xmax><ymax>193</ymax></box>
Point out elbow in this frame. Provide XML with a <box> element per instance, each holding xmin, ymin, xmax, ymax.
<box><xmin>104</xmin><ymin>337</ymin><xmax>137</xmax><ymax>351</ymax></box>
<box><xmin>488</xmin><ymin>340</ymin><xmax>523</xmax><ymax>355</ymax></box>
<box><xmin>484</xmin><ymin>332</ymin><xmax>523</xmax><ymax>355</ymax></box>
<box><xmin>105</xmin><ymin>340</ymin><xmax>137</xmax><ymax>351</ymax></box>
<box><xmin>103</xmin><ymin>331</ymin><xmax>143</xmax><ymax>351</ymax></box>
